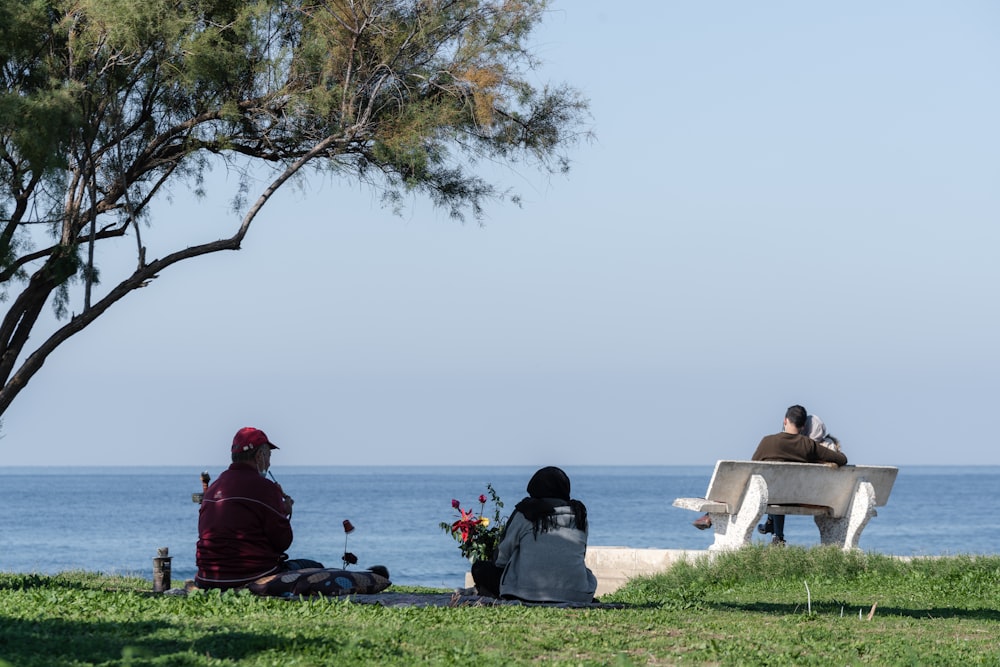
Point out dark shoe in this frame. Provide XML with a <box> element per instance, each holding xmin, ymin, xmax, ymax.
<box><xmin>757</xmin><ymin>518</ymin><xmax>774</xmax><ymax>535</ymax></box>
<box><xmin>771</xmin><ymin>536</ymin><xmax>786</xmax><ymax>546</ymax></box>
<box><xmin>367</xmin><ymin>565</ymin><xmax>390</xmax><ymax>580</ymax></box>
<box><xmin>692</xmin><ymin>514</ymin><xmax>713</xmax><ymax>530</ymax></box>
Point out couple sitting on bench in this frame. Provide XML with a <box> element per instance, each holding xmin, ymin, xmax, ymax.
<box><xmin>691</xmin><ymin>405</ymin><xmax>847</xmax><ymax>545</ymax></box>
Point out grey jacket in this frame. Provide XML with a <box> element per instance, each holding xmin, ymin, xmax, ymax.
<box><xmin>495</xmin><ymin>504</ymin><xmax>597</xmax><ymax>603</ymax></box>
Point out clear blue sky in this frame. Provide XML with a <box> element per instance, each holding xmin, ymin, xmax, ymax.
<box><xmin>5</xmin><ymin>1</ymin><xmax>999</xmax><ymax>467</ymax></box>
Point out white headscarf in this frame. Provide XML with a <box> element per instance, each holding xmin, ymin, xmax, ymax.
<box><xmin>806</xmin><ymin>414</ymin><xmax>841</xmax><ymax>452</ymax></box>
<box><xmin>805</xmin><ymin>415</ymin><xmax>827</xmax><ymax>441</ymax></box>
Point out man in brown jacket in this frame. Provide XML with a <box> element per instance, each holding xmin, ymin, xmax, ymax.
<box><xmin>751</xmin><ymin>405</ymin><xmax>848</xmax><ymax>544</ymax></box>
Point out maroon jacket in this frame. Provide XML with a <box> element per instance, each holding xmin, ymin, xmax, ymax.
<box><xmin>751</xmin><ymin>432</ymin><xmax>848</xmax><ymax>466</ymax></box>
<box><xmin>195</xmin><ymin>462</ymin><xmax>293</xmax><ymax>588</ymax></box>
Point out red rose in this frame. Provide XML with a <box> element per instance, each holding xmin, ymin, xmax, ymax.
<box><xmin>478</xmin><ymin>494</ymin><xmax>487</xmax><ymax>504</ymax></box>
<box><xmin>451</xmin><ymin>499</ymin><xmax>461</xmax><ymax>509</ymax></box>
<box><xmin>342</xmin><ymin>519</ymin><xmax>355</xmax><ymax>534</ymax></box>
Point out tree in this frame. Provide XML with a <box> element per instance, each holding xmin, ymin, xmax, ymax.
<box><xmin>0</xmin><ymin>0</ymin><xmax>589</xmax><ymax>417</ymax></box>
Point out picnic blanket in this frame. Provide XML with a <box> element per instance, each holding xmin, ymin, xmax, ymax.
<box><xmin>170</xmin><ymin>578</ymin><xmax>623</xmax><ymax>608</ymax></box>
<box><xmin>169</xmin><ymin>586</ymin><xmax>623</xmax><ymax>608</ymax></box>
<box><xmin>342</xmin><ymin>592</ymin><xmax>625</xmax><ymax>608</ymax></box>
<box><xmin>247</xmin><ymin>567</ymin><xmax>390</xmax><ymax>598</ymax></box>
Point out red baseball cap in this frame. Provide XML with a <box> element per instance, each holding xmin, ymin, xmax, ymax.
<box><xmin>231</xmin><ymin>427</ymin><xmax>279</xmax><ymax>454</ymax></box>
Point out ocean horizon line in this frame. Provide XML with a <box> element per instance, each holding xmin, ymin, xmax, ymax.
<box><xmin>3</xmin><ymin>463</ymin><xmax>999</xmax><ymax>473</ymax></box>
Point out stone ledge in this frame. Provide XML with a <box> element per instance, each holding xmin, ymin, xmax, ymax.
<box><xmin>586</xmin><ymin>547</ymin><xmax>712</xmax><ymax>596</ymax></box>
<box><xmin>464</xmin><ymin>547</ymin><xmax>712</xmax><ymax>597</ymax></box>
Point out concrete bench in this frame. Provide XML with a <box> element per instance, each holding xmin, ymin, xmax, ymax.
<box><xmin>673</xmin><ymin>460</ymin><xmax>898</xmax><ymax>551</ymax></box>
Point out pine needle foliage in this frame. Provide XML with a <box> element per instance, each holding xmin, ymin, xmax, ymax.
<box><xmin>0</xmin><ymin>0</ymin><xmax>589</xmax><ymax>417</ymax></box>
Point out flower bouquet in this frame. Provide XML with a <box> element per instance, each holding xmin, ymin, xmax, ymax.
<box><xmin>440</xmin><ymin>483</ymin><xmax>505</xmax><ymax>563</ymax></box>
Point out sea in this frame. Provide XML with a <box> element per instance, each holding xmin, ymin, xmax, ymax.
<box><xmin>2</xmin><ymin>466</ymin><xmax>998</xmax><ymax>589</ymax></box>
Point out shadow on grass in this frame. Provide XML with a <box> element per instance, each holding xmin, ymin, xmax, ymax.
<box><xmin>0</xmin><ymin>616</ymin><xmax>323</xmax><ymax>667</ymax></box>
<box><xmin>708</xmin><ymin>600</ymin><xmax>1000</xmax><ymax>621</ymax></box>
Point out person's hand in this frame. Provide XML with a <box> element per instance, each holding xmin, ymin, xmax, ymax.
<box><xmin>272</xmin><ymin>482</ymin><xmax>294</xmax><ymax>515</ymax></box>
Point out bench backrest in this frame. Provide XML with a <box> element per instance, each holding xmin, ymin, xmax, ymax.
<box><xmin>704</xmin><ymin>460</ymin><xmax>898</xmax><ymax>518</ymax></box>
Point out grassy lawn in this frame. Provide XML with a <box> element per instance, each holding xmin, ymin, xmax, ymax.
<box><xmin>1</xmin><ymin>547</ymin><xmax>998</xmax><ymax>665</ymax></box>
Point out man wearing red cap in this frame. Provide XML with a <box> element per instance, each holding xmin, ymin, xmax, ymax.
<box><xmin>195</xmin><ymin>427</ymin><xmax>322</xmax><ymax>589</ymax></box>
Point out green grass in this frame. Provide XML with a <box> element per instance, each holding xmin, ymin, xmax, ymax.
<box><xmin>1</xmin><ymin>547</ymin><xmax>998</xmax><ymax>665</ymax></box>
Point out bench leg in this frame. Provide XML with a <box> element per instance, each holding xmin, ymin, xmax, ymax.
<box><xmin>814</xmin><ymin>480</ymin><xmax>877</xmax><ymax>550</ymax></box>
<box><xmin>709</xmin><ymin>474</ymin><xmax>768</xmax><ymax>551</ymax></box>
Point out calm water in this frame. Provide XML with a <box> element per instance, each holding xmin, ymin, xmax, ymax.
<box><xmin>1</xmin><ymin>466</ymin><xmax>997</xmax><ymax>588</ymax></box>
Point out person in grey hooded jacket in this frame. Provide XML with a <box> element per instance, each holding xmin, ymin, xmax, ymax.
<box><xmin>474</xmin><ymin>466</ymin><xmax>597</xmax><ymax>603</ymax></box>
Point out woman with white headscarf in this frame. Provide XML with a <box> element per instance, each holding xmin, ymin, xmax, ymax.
<box><xmin>805</xmin><ymin>414</ymin><xmax>842</xmax><ymax>453</ymax></box>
